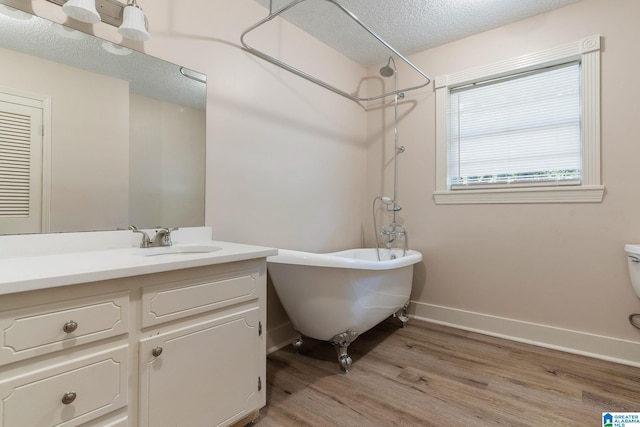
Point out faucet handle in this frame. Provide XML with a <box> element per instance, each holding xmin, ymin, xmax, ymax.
<box><xmin>129</xmin><ymin>225</ymin><xmax>152</xmax><ymax>248</ymax></box>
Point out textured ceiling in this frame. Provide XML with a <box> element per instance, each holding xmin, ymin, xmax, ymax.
<box><xmin>0</xmin><ymin>4</ymin><xmax>206</xmax><ymax>110</ymax></box>
<box><xmin>253</xmin><ymin>0</ymin><xmax>582</xmax><ymax>67</ymax></box>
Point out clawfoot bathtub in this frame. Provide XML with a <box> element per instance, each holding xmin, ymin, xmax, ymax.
<box><xmin>267</xmin><ymin>248</ymin><xmax>422</xmax><ymax>372</ymax></box>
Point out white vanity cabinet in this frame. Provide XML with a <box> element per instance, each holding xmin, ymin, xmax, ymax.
<box><xmin>0</xmin><ymin>290</ymin><xmax>130</xmax><ymax>426</ymax></box>
<box><xmin>139</xmin><ymin>307</ymin><xmax>262</xmax><ymax>426</ymax></box>
<box><xmin>0</xmin><ymin>254</ymin><xmax>268</xmax><ymax>427</ymax></box>
<box><xmin>136</xmin><ymin>259</ymin><xmax>266</xmax><ymax>427</ymax></box>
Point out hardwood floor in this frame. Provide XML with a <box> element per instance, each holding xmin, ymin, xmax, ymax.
<box><xmin>253</xmin><ymin>318</ymin><xmax>640</xmax><ymax>426</ymax></box>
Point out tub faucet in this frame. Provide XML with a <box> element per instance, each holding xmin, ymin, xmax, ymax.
<box><xmin>381</xmin><ymin>223</ymin><xmax>407</xmax><ymax>250</ymax></box>
<box><xmin>381</xmin><ymin>227</ymin><xmax>394</xmax><ymax>248</ymax></box>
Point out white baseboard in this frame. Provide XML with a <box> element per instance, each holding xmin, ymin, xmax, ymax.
<box><xmin>265</xmin><ymin>302</ymin><xmax>640</xmax><ymax>367</ymax></box>
<box><xmin>410</xmin><ymin>301</ymin><xmax>640</xmax><ymax>368</ymax></box>
<box><xmin>266</xmin><ymin>321</ymin><xmax>297</xmax><ymax>354</ymax></box>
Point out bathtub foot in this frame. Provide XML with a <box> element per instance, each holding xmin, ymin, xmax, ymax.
<box><xmin>292</xmin><ymin>335</ymin><xmax>304</xmax><ymax>352</ymax></box>
<box><xmin>330</xmin><ymin>330</ymin><xmax>358</xmax><ymax>373</ymax></box>
<box><xmin>394</xmin><ymin>301</ymin><xmax>410</xmax><ymax>328</ymax></box>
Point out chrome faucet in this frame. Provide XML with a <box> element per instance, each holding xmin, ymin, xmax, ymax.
<box><xmin>129</xmin><ymin>225</ymin><xmax>151</xmax><ymax>248</ymax></box>
<box><xmin>151</xmin><ymin>228</ymin><xmax>173</xmax><ymax>247</ymax></box>
<box><xmin>381</xmin><ymin>223</ymin><xmax>407</xmax><ymax>251</ymax></box>
<box><xmin>130</xmin><ymin>226</ymin><xmax>174</xmax><ymax>248</ymax></box>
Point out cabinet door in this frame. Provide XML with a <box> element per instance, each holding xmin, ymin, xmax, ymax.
<box><xmin>138</xmin><ymin>306</ymin><xmax>263</xmax><ymax>427</ymax></box>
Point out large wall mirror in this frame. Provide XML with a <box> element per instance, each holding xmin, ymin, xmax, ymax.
<box><xmin>0</xmin><ymin>3</ymin><xmax>206</xmax><ymax>235</ymax></box>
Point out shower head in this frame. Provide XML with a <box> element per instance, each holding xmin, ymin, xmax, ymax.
<box><xmin>379</xmin><ymin>57</ymin><xmax>396</xmax><ymax>77</ymax></box>
<box><xmin>380</xmin><ymin>65</ymin><xmax>394</xmax><ymax>77</ymax></box>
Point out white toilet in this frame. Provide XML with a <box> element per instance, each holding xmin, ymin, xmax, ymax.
<box><xmin>624</xmin><ymin>244</ymin><xmax>640</xmax><ymax>300</ymax></box>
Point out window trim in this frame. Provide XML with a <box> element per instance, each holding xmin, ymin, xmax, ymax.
<box><xmin>433</xmin><ymin>35</ymin><xmax>604</xmax><ymax>204</ymax></box>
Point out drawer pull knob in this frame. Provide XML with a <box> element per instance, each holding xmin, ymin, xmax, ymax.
<box><xmin>63</xmin><ymin>320</ymin><xmax>78</xmax><ymax>333</ymax></box>
<box><xmin>61</xmin><ymin>392</ymin><xmax>76</xmax><ymax>405</ymax></box>
<box><xmin>152</xmin><ymin>347</ymin><xmax>163</xmax><ymax>357</ymax></box>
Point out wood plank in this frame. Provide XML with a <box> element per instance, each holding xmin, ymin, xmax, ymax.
<box><xmin>253</xmin><ymin>318</ymin><xmax>640</xmax><ymax>426</ymax></box>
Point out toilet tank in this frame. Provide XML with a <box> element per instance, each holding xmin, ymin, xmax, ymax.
<box><xmin>624</xmin><ymin>244</ymin><xmax>640</xmax><ymax>300</ymax></box>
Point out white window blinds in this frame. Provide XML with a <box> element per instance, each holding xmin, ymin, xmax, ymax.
<box><xmin>447</xmin><ymin>62</ymin><xmax>581</xmax><ymax>188</ymax></box>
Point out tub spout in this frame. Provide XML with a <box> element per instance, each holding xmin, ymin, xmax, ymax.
<box><xmin>381</xmin><ymin>223</ymin><xmax>407</xmax><ymax>250</ymax></box>
<box><xmin>330</xmin><ymin>330</ymin><xmax>358</xmax><ymax>373</ymax></box>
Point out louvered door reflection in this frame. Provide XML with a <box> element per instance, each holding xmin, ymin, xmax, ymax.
<box><xmin>0</xmin><ymin>94</ymin><xmax>43</xmax><ymax>234</ymax></box>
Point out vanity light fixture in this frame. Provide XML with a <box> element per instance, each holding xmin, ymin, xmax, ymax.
<box><xmin>61</xmin><ymin>0</ymin><xmax>101</xmax><ymax>24</ymax></box>
<box><xmin>118</xmin><ymin>0</ymin><xmax>149</xmax><ymax>41</ymax></box>
<box><xmin>45</xmin><ymin>0</ymin><xmax>150</xmax><ymax>41</ymax></box>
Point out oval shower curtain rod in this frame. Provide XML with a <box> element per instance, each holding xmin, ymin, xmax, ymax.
<box><xmin>240</xmin><ymin>0</ymin><xmax>432</xmax><ymax>105</ymax></box>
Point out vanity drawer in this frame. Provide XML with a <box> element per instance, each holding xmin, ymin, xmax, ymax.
<box><xmin>0</xmin><ymin>291</ymin><xmax>129</xmax><ymax>366</ymax></box>
<box><xmin>0</xmin><ymin>345</ymin><xmax>128</xmax><ymax>426</ymax></box>
<box><xmin>141</xmin><ymin>272</ymin><xmax>258</xmax><ymax>328</ymax></box>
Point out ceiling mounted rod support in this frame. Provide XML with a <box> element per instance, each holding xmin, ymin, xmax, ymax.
<box><xmin>240</xmin><ymin>0</ymin><xmax>431</xmax><ymax>105</ymax></box>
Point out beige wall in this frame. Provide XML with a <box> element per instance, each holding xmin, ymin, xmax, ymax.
<box><xmin>367</xmin><ymin>0</ymin><xmax>640</xmax><ymax>347</ymax></box>
<box><xmin>10</xmin><ymin>0</ymin><xmax>639</xmax><ymax>357</ymax></box>
<box><xmin>87</xmin><ymin>0</ymin><xmax>368</xmax><ymax>330</ymax></box>
<box><xmin>0</xmin><ymin>46</ymin><xmax>129</xmax><ymax>232</ymax></box>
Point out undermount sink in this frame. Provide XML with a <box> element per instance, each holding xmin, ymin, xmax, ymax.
<box><xmin>134</xmin><ymin>245</ymin><xmax>222</xmax><ymax>257</ymax></box>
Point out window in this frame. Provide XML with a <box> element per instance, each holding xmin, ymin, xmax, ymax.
<box><xmin>449</xmin><ymin>63</ymin><xmax>581</xmax><ymax>187</ymax></box>
<box><xmin>434</xmin><ymin>35</ymin><xmax>603</xmax><ymax>204</ymax></box>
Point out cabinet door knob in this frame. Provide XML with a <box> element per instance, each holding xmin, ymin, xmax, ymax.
<box><xmin>61</xmin><ymin>391</ymin><xmax>77</xmax><ymax>405</ymax></box>
<box><xmin>63</xmin><ymin>320</ymin><xmax>78</xmax><ymax>333</ymax></box>
<box><xmin>152</xmin><ymin>347</ymin><xmax>163</xmax><ymax>357</ymax></box>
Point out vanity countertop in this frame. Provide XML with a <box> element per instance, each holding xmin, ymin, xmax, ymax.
<box><xmin>0</xmin><ymin>240</ymin><xmax>277</xmax><ymax>296</ymax></box>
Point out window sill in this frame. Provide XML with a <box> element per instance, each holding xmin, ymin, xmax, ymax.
<box><xmin>433</xmin><ymin>185</ymin><xmax>605</xmax><ymax>205</ymax></box>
